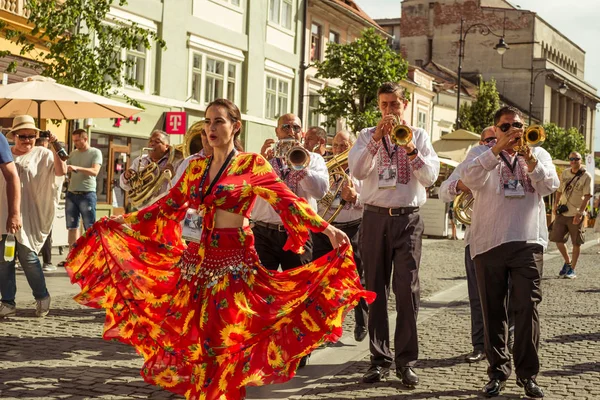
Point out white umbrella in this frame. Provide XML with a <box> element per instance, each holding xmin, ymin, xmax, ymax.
<box><xmin>0</xmin><ymin>75</ymin><xmax>141</xmax><ymax>123</ymax></box>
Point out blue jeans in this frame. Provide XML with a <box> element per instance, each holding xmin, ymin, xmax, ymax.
<box><xmin>65</xmin><ymin>191</ymin><xmax>97</xmax><ymax>230</ymax></box>
<box><xmin>0</xmin><ymin>235</ymin><xmax>49</xmax><ymax>306</ymax></box>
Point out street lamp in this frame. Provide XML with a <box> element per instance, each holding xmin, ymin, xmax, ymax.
<box><xmin>558</xmin><ymin>81</ymin><xmax>569</xmax><ymax>95</ymax></box>
<box><xmin>528</xmin><ymin>71</ymin><xmax>568</xmax><ymax>124</ymax></box>
<box><xmin>455</xmin><ymin>18</ymin><xmax>509</xmax><ymax>129</ymax></box>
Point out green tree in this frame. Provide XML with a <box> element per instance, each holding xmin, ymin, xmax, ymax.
<box><xmin>457</xmin><ymin>77</ymin><xmax>501</xmax><ymax>134</ymax></box>
<box><xmin>313</xmin><ymin>28</ymin><xmax>408</xmax><ymax>133</ymax></box>
<box><xmin>0</xmin><ymin>0</ymin><xmax>166</xmax><ymax>107</ymax></box>
<box><xmin>541</xmin><ymin>123</ymin><xmax>588</xmax><ymax>161</ymax></box>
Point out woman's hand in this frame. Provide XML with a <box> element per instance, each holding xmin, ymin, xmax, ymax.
<box><xmin>110</xmin><ymin>214</ymin><xmax>125</xmax><ymax>225</ymax></box>
<box><xmin>323</xmin><ymin>224</ymin><xmax>349</xmax><ymax>249</ymax></box>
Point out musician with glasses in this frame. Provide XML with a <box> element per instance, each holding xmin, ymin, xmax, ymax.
<box><xmin>349</xmin><ymin>82</ymin><xmax>440</xmax><ymax>388</ymax></box>
<box><xmin>460</xmin><ymin>106</ymin><xmax>558</xmax><ymax>398</ymax></box>
<box><xmin>549</xmin><ymin>151</ymin><xmax>593</xmax><ymax>279</ymax></box>
<box><xmin>312</xmin><ymin>130</ymin><xmax>368</xmax><ymax>342</ymax></box>
<box><xmin>252</xmin><ymin>113</ymin><xmax>328</xmax><ymax>272</ymax></box>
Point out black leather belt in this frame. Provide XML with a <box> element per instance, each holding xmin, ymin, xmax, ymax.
<box><xmin>364</xmin><ymin>204</ymin><xmax>419</xmax><ymax>216</ymax></box>
<box><xmin>68</xmin><ymin>191</ymin><xmax>94</xmax><ymax>195</ymax></box>
<box><xmin>253</xmin><ymin>220</ymin><xmax>286</xmax><ymax>232</ymax></box>
<box><xmin>332</xmin><ymin>219</ymin><xmax>361</xmax><ymax>229</ymax></box>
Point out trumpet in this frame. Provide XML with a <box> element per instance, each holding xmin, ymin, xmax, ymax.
<box><xmin>513</xmin><ymin>125</ymin><xmax>546</xmax><ymax>153</ymax></box>
<box><xmin>273</xmin><ymin>138</ymin><xmax>310</xmax><ymax>170</ymax></box>
<box><xmin>389</xmin><ymin>115</ymin><xmax>413</xmax><ymax>146</ymax></box>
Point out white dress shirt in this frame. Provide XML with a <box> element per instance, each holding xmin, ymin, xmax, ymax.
<box><xmin>251</xmin><ymin>152</ymin><xmax>329</xmax><ymax>224</ymax></box>
<box><xmin>348</xmin><ymin>126</ymin><xmax>440</xmax><ymax>207</ymax></box>
<box><xmin>461</xmin><ymin>145</ymin><xmax>559</xmax><ymax>259</ymax></box>
<box><xmin>318</xmin><ymin>171</ymin><xmax>363</xmax><ymax>223</ymax></box>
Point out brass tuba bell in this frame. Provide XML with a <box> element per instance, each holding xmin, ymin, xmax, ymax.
<box><xmin>513</xmin><ymin>125</ymin><xmax>546</xmax><ymax>153</ymax></box>
<box><xmin>318</xmin><ymin>146</ymin><xmax>353</xmax><ymax>223</ymax></box>
<box><xmin>389</xmin><ymin>115</ymin><xmax>413</xmax><ymax>146</ymax></box>
<box><xmin>453</xmin><ymin>191</ymin><xmax>474</xmax><ymax>226</ymax></box>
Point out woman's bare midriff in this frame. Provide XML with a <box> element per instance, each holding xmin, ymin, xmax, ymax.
<box><xmin>213</xmin><ymin>208</ymin><xmax>249</xmax><ymax>228</ymax></box>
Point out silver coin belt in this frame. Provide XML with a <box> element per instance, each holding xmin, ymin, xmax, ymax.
<box><xmin>177</xmin><ymin>247</ymin><xmax>257</xmax><ymax>288</ymax></box>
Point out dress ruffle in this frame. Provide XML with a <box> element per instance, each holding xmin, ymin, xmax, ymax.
<box><xmin>66</xmin><ymin>220</ymin><xmax>374</xmax><ymax>400</ymax></box>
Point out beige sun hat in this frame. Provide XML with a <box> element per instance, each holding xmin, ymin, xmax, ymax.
<box><xmin>6</xmin><ymin>115</ymin><xmax>40</xmax><ymax>140</ymax></box>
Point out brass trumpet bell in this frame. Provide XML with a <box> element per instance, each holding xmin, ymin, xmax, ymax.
<box><xmin>390</xmin><ymin>116</ymin><xmax>413</xmax><ymax>146</ymax></box>
<box><xmin>273</xmin><ymin>138</ymin><xmax>310</xmax><ymax>171</ymax></box>
<box><xmin>513</xmin><ymin>125</ymin><xmax>545</xmax><ymax>152</ymax></box>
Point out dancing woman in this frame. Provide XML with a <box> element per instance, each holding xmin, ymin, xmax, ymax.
<box><xmin>66</xmin><ymin>98</ymin><xmax>374</xmax><ymax>400</ymax></box>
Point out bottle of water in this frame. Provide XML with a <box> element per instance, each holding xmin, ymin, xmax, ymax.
<box><xmin>4</xmin><ymin>233</ymin><xmax>15</xmax><ymax>262</ymax></box>
<box><xmin>51</xmin><ymin>141</ymin><xmax>69</xmax><ymax>161</ymax></box>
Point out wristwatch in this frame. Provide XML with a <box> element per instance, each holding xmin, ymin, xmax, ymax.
<box><xmin>406</xmin><ymin>148</ymin><xmax>418</xmax><ymax>156</ymax></box>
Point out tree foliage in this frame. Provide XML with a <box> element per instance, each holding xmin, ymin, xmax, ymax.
<box><xmin>313</xmin><ymin>28</ymin><xmax>408</xmax><ymax>133</ymax></box>
<box><xmin>457</xmin><ymin>77</ymin><xmax>501</xmax><ymax>134</ymax></box>
<box><xmin>541</xmin><ymin>123</ymin><xmax>588</xmax><ymax>161</ymax></box>
<box><xmin>0</xmin><ymin>0</ymin><xmax>166</xmax><ymax>107</ymax></box>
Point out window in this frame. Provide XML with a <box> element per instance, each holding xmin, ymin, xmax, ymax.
<box><xmin>188</xmin><ymin>51</ymin><xmax>241</xmax><ymax>105</ymax></box>
<box><xmin>311</xmin><ymin>23</ymin><xmax>322</xmax><ymax>62</ymax></box>
<box><xmin>417</xmin><ymin>110</ymin><xmax>428</xmax><ymax>130</ymax></box>
<box><xmin>307</xmin><ymin>93</ymin><xmax>320</xmax><ymax>127</ymax></box>
<box><xmin>269</xmin><ymin>0</ymin><xmax>293</xmax><ymax>29</ymax></box>
<box><xmin>265</xmin><ymin>75</ymin><xmax>291</xmax><ymax>119</ymax></box>
<box><xmin>125</xmin><ymin>40</ymin><xmax>147</xmax><ymax>88</ymax></box>
<box><xmin>329</xmin><ymin>30</ymin><xmax>340</xmax><ymax>44</ymax></box>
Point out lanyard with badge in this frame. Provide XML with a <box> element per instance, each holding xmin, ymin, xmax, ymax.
<box><xmin>378</xmin><ymin>137</ymin><xmax>398</xmax><ymax>190</ymax></box>
<box><xmin>181</xmin><ymin>149</ymin><xmax>236</xmax><ymax>243</ymax></box>
<box><xmin>499</xmin><ymin>153</ymin><xmax>525</xmax><ymax>198</ymax></box>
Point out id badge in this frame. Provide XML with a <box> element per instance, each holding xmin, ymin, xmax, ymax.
<box><xmin>504</xmin><ymin>179</ymin><xmax>525</xmax><ymax>198</ymax></box>
<box><xmin>182</xmin><ymin>209</ymin><xmax>204</xmax><ymax>243</ymax></box>
<box><xmin>378</xmin><ymin>166</ymin><xmax>397</xmax><ymax>190</ymax></box>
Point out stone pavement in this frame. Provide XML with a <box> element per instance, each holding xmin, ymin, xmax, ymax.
<box><xmin>1</xmin><ymin>238</ymin><xmax>599</xmax><ymax>399</ymax></box>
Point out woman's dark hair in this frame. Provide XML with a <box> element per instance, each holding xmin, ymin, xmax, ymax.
<box><xmin>205</xmin><ymin>98</ymin><xmax>244</xmax><ymax>151</ymax></box>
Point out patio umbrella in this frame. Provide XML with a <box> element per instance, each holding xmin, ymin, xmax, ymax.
<box><xmin>0</xmin><ymin>75</ymin><xmax>141</xmax><ymax>124</ymax></box>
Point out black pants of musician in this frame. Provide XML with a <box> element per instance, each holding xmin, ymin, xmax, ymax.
<box><xmin>39</xmin><ymin>230</ymin><xmax>52</xmax><ymax>265</ymax></box>
<box><xmin>313</xmin><ymin>220</ymin><xmax>368</xmax><ymax>330</ymax></box>
<box><xmin>474</xmin><ymin>242</ymin><xmax>543</xmax><ymax>381</ymax></box>
<box><xmin>252</xmin><ymin>224</ymin><xmax>313</xmax><ymax>271</ymax></box>
<box><xmin>465</xmin><ymin>245</ymin><xmax>484</xmax><ymax>353</ymax></box>
<box><xmin>361</xmin><ymin>209</ymin><xmax>423</xmax><ymax>368</ymax></box>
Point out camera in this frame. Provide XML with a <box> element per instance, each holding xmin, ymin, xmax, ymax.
<box><xmin>39</xmin><ymin>130</ymin><xmax>51</xmax><ymax>139</ymax></box>
<box><xmin>556</xmin><ymin>204</ymin><xmax>569</xmax><ymax>215</ymax></box>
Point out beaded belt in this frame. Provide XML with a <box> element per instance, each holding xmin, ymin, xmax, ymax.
<box><xmin>178</xmin><ymin>245</ymin><xmax>257</xmax><ymax>288</ymax></box>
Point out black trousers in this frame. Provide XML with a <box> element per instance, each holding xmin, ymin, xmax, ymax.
<box><xmin>474</xmin><ymin>242</ymin><xmax>543</xmax><ymax>381</ymax></box>
<box><xmin>313</xmin><ymin>221</ymin><xmax>368</xmax><ymax>330</ymax></box>
<box><xmin>360</xmin><ymin>209</ymin><xmax>423</xmax><ymax>368</ymax></box>
<box><xmin>465</xmin><ymin>245</ymin><xmax>484</xmax><ymax>352</ymax></box>
<box><xmin>252</xmin><ymin>224</ymin><xmax>313</xmax><ymax>271</ymax></box>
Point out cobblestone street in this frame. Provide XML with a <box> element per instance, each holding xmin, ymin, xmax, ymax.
<box><xmin>1</xmin><ymin>239</ymin><xmax>599</xmax><ymax>399</ymax></box>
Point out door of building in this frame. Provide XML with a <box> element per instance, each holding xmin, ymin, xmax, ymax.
<box><xmin>108</xmin><ymin>144</ymin><xmax>130</xmax><ymax>215</ymax></box>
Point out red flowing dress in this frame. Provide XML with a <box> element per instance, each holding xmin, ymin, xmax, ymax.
<box><xmin>66</xmin><ymin>152</ymin><xmax>375</xmax><ymax>400</ymax></box>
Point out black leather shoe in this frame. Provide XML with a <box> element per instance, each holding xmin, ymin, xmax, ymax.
<box><xmin>517</xmin><ymin>377</ymin><xmax>544</xmax><ymax>398</ymax></box>
<box><xmin>465</xmin><ymin>349</ymin><xmax>486</xmax><ymax>363</ymax></box>
<box><xmin>482</xmin><ymin>379</ymin><xmax>506</xmax><ymax>397</ymax></box>
<box><xmin>362</xmin><ymin>365</ymin><xmax>390</xmax><ymax>383</ymax></box>
<box><xmin>298</xmin><ymin>354</ymin><xmax>310</xmax><ymax>368</ymax></box>
<box><xmin>396</xmin><ymin>367</ymin><xmax>419</xmax><ymax>388</ymax></box>
<box><xmin>354</xmin><ymin>325</ymin><xmax>368</xmax><ymax>342</ymax></box>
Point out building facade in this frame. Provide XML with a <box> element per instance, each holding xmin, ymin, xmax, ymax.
<box><xmin>400</xmin><ymin>0</ymin><xmax>599</xmax><ymax>153</ymax></box>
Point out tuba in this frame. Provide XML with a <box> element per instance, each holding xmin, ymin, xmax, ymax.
<box><xmin>318</xmin><ymin>146</ymin><xmax>353</xmax><ymax>223</ymax></box>
<box><xmin>513</xmin><ymin>125</ymin><xmax>546</xmax><ymax>153</ymax></box>
<box><xmin>127</xmin><ymin>145</ymin><xmax>181</xmax><ymax>208</ymax></box>
<box><xmin>178</xmin><ymin>121</ymin><xmax>205</xmax><ymax>158</ymax></box>
<box><xmin>389</xmin><ymin>115</ymin><xmax>413</xmax><ymax>146</ymax></box>
<box><xmin>453</xmin><ymin>191</ymin><xmax>474</xmax><ymax>225</ymax></box>
<box><xmin>273</xmin><ymin>138</ymin><xmax>310</xmax><ymax>170</ymax></box>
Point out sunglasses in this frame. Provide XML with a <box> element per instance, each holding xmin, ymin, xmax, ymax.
<box><xmin>569</xmin><ymin>157</ymin><xmax>581</xmax><ymax>161</ymax></box>
<box><xmin>483</xmin><ymin>137</ymin><xmax>497</xmax><ymax>144</ymax></box>
<box><xmin>496</xmin><ymin>122</ymin><xmax>524</xmax><ymax>132</ymax></box>
<box><xmin>17</xmin><ymin>135</ymin><xmax>37</xmax><ymax>140</ymax></box>
<box><xmin>281</xmin><ymin>123</ymin><xmax>302</xmax><ymax>133</ymax></box>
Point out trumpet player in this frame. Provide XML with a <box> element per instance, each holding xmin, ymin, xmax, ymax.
<box><xmin>312</xmin><ymin>130</ymin><xmax>368</xmax><ymax>342</ymax></box>
<box><xmin>252</xmin><ymin>113</ymin><xmax>328</xmax><ymax>273</ymax></box>
<box><xmin>120</xmin><ymin>130</ymin><xmax>183</xmax><ymax>210</ymax></box>
<box><xmin>349</xmin><ymin>82</ymin><xmax>440</xmax><ymax>387</ymax></box>
<box><xmin>461</xmin><ymin>106</ymin><xmax>558</xmax><ymax>398</ymax></box>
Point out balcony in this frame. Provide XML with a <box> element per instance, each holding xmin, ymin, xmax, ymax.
<box><xmin>0</xmin><ymin>0</ymin><xmax>31</xmax><ymax>18</ymax></box>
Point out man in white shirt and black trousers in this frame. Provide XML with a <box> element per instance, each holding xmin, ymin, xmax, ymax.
<box><xmin>461</xmin><ymin>106</ymin><xmax>559</xmax><ymax>398</ymax></box>
<box><xmin>349</xmin><ymin>82</ymin><xmax>440</xmax><ymax>388</ymax></box>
